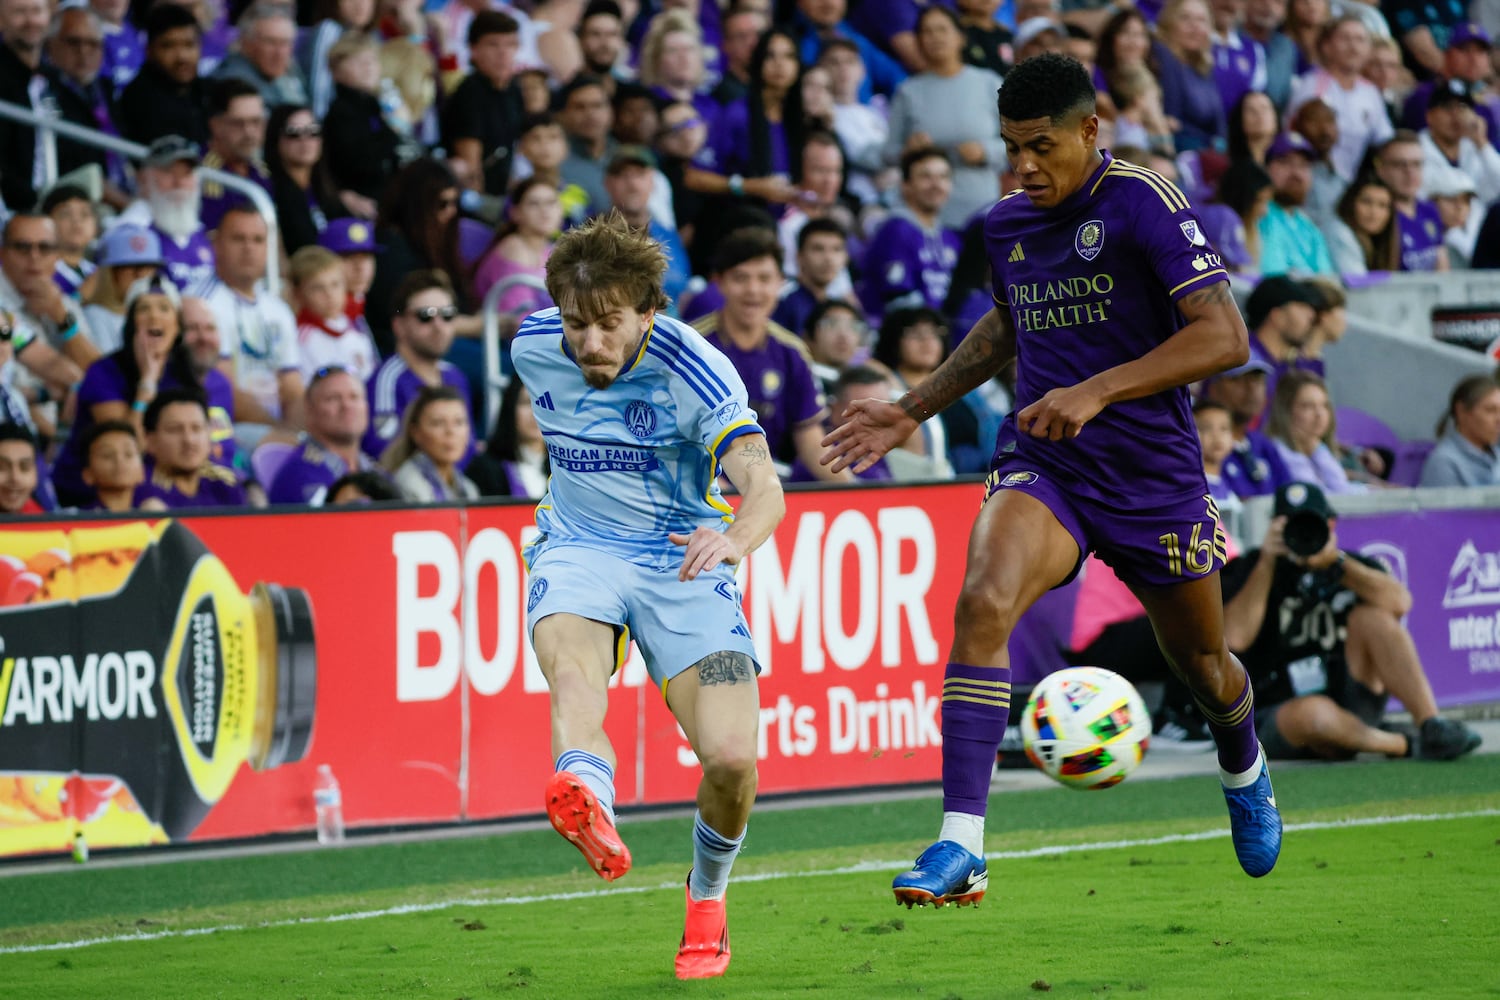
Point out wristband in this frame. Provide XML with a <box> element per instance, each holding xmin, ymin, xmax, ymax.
<box><xmin>58</xmin><ymin>315</ymin><xmax>79</xmax><ymax>341</ymax></box>
<box><xmin>727</xmin><ymin>174</ymin><xmax>745</xmax><ymax>197</ymax></box>
<box><xmin>132</xmin><ymin>399</ymin><xmax>148</xmax><ymax>413</ymax></box>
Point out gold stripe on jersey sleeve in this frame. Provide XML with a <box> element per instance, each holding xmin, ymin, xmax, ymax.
<box><xmin>1167</xmin><ymin>269</ymin><xmax>1229</xmax><ymax>297</ymax></box>
<box><xmin>1099</xmin><ymin>161</ymin><xmax>1190</xmax><ymax>212</ymax></box>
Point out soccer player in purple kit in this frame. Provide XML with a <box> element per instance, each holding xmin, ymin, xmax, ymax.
<box><xmin>822</xmin><ymin>54</ymin><xmax>1283</xmax><ymax>906</ymax></box>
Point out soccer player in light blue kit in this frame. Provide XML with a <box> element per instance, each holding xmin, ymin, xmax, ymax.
<box><xmin>511</xmin><ymin>214</ymin><xmax>786</xmax><ymax>980</ymax></box>
<box><xmin>824</xmin><ymin>54</ymin><xmax>1283</xmax><ymax>908</ymax></box>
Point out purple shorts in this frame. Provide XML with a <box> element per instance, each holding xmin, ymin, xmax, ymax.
<box><xmin>983</xmin><ymin>462</ymin><xmax>1228</xmax><ymax>590</ymax></box>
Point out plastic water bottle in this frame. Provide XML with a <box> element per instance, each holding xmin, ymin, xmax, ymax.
<box><xmin>313</xmin><ymin>765</ymin><xmax>345</xmax><ymax>845</ymax></box>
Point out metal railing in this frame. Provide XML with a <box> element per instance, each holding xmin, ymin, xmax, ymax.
<box><xmin>0</xmin><ymin>99</ymin><xmax>282</xmax><ymax>297</ymax></box>
<box><xmin>480</xmin><ymin>273</ymin><xmax>549</xmax><ymax>432</ymax></box>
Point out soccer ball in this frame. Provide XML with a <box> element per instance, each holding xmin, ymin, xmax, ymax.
<box><xmin>1020</xmin><ymin>667</ymin><xmax>1151</xmax><ymax>790</ymax></box>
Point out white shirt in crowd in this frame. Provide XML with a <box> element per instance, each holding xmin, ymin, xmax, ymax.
<box><xmin>195</xmin><ymin>277</ymin><xmax>300</xmax><ymax>420</ymax></box>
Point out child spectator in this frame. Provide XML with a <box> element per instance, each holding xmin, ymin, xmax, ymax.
<box><xmin>1194</xmin><ymin>398</ymin><xmax>1245</xmax><ymax>543</ymax></box>
<box><xmin>383</xmin><ymin>385</ymin><xmax>479</xmax><ymax>501</ymax></box>
<box><xmin>292</xmin><ymin>246</ymin><xmax>378</xmax><ymax>382</ymax></box>
<box><xmin>80</xmin><ymin>420</ymin><xmax>157</xmax><ymax>512</ymax></box>
<box><xmin>318</xmin><ymin>218</ymin><xmax>379</xmax><ymax>337</ymax></box>
<box><xmin>138</xmin><ymin>389</ymin><xmax>247</xmax><ymax>508</ymax></box>
<box><xmin>471</xmin><ymin>177</ymin><xmax>562</xmax><ymax>310</ymax></box>
<box><xmin>512</xmin><ymin>113</ymin><xmax>593</xmax><ymax>227</ymax></box>
<box><xmin>45</xmin><ymin>186</ymin><xmax>100</xmax><ymax>301</ymax></box>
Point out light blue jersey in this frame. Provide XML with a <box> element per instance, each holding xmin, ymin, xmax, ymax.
<box><xmin>512</xmin><ymin>308</ymin><xmax>765</xmax><ymax>571</ymax></box>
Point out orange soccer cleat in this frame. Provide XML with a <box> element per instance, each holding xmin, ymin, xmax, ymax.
<box><xmin>544</xmin><ymin>771</ymin><xmax>631</xmax><ymax>881</ymax></box>
<box><xmin>675</xmin><ymin>874</ymin><xmax>731</xmax><ymax>979</ymax></box>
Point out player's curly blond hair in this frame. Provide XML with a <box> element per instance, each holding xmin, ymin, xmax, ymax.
<box><xmin>545</xmin><ymin>212</ymin><xmax>671</xmax><ymax>322</ymax></box>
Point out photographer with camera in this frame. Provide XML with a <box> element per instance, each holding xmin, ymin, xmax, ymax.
<box><xmin>1221</xmin><ymin>482</ymin><xmax>1482</xmax><ymax>762</ymax></box>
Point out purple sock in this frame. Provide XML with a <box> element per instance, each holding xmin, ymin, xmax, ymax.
<box><xmin>941</xmin><ymin>662</ymin><xmax>1012</xmax><ymax>815</ymax></box>
<box><xmin>1196</xmin><ymin>666</ymin><xmax>1260</xmax><ymax>775</ymax></box>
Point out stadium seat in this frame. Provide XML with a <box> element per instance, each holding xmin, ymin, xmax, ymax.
<box><xmin>251</xmin><ymin>442</ymin><xmax>297</xmax><ymax>489</ymax></box>
<box><xmin>1388</xmin><ymin>440</ymin><xmax>1436</xmax><ymax>487</ymax></box>
<box><xmin>1336</xmin><ymin>406</ymin><xmax>1401</xmax><ymax>455</ymax></box>
<box><xmin>458</xmin><ymin>218</ymin><xmax>495</xmax><ymax>268</ymax></box>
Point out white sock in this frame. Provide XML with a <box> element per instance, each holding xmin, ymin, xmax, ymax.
<box><xmin>555</xmin><ymin>748</ymin><xmax>617</xmax><ymax>822</ymax></box>
<box><xmin>689</xmin><ymin>811</ymin><xmax>744</xmax><ymax>901</ymax></box>
<box><xmin>1219</xmin><ymin>745</ymin><xmax>1265</xmax><ymax>789</ymax></box>
<box><xmin>939</xmin><ymin>811</ymin><xmax>985</xmax><ymax>857</ymax></box>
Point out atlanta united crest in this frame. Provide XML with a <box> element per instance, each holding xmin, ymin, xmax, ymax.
<box><xmin>1075</xmin><ymin>220</ymin><xmax>1104</xmax><ymax>261</ymax></box>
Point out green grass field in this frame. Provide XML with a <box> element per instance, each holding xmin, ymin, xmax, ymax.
<box><xmin>3</xmin><ymin>757</ymin><xmax>1499</xmax><ymax>999</ymax></box>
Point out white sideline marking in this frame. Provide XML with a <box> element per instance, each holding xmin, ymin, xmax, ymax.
<box><xmin>3</xmin><ymin>808</ymin><xmax>1495</xmax><ymax>956</ymax></box>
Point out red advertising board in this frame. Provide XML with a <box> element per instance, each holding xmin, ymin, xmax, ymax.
<box><xmin>0</xmin><ymin>482</ymin><xmax>981</xmax><ymax>858</ymax></box>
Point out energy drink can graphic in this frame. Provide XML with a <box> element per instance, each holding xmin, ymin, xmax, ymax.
<box><xmin>0</xmin><ymin>520</ymin><xmax>316</xmax><ymax>857</ymax></box>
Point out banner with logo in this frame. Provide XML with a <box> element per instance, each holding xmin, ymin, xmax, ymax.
<box><xmin>1</xmin><ymin>491</ymin><xmax>1494</xmax><ymax>859</ymax></box>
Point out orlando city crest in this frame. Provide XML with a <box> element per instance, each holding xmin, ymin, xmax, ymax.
<box><xmin>1075</xmin><ymin>220</ymin><xmax>1104</xmax><ymax>261</ymax></box>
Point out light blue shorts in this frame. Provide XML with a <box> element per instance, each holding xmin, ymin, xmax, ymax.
<box><xmin>525</xmin><ymin>543</ymin><xmax>761</xmax><ymax>691</ymax></box>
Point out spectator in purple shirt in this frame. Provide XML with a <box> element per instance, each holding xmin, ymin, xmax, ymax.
<box><xmin>692</xmin><ymin>226</ymin><xmax>850</xmax><ymax>482</ymax></box>
<box><xmin>773</xmin><ymin>218</ymin><xmax>855</xmax><ymax>338</ymax></box>
<box><xmin>638</xmin><ymin>9</ymin><xmax>720</xmax><ymax>135</ymax></box>
<box><xmin>114</xmin><ymin>135</ymin><xmax>217</xmax><ymax>293</ymax></box>
<box><xmin>860</xmin><ymin>147</ymin><xmax>962</xmax><ymax>322</ymax></box>
<box><xmin>94</xmin><ymin>0</ymin><xmax>144</xmax><ymax>90</ymax></box>
<box><xmin>1372</xmin><ymin>131</ymin><xmax>1449</xmax><ymax>271</ymax></box>
<box><xmin>200</xmin><ymin>78</ymin><xmax>274</xmax><ymax>232</ymax></box>
<box><xmin>267</xmin><ymin>366</ymin><xmax>379</xmax><ymax>504</ymax></box>
<box><xmin>1209</xmin><ymin>0</ymin><xmax>1268</xmax><ymax>120</ymax></box>
<box><xmin>1202</xmin><ymin>359</ymin><xmax>1292</xmax><ymax>498</ymax></box>
<box><xmin>137</xmin><ymin>389</ymin><xmax>247</xmax><ymax>508</ymax></box>
<box><xmin>364</xmin><ymin>269</ymin><xmax>473</xmax><ymax>460</ymax></box>
<box><xmin>1155</xmin><ymin>0</ymin><xmax>1228</xmax><ymax>152</ymax></box>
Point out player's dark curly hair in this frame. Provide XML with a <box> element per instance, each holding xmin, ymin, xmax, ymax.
<box><xmin>996</xmin><ymin>52</ymin><xmax>1096</xmax><ymax>124</ymax></box>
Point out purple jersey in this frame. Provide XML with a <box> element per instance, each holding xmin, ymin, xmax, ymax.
<box><xmin>1212</xmin><ymin>33</ymin><xmax>1266</xmax><ymax>118</ymax></box>
<box><xmin>134</xmin><ymin>461</ymin><xmax>247</xmax><ymax>508</ymax></box>
<box><xmin>100</xmin><ymin>20</ymin><xmax>144</xmax><ymax>90</ymax></box>
<box><xmin>364</xmin><ymin>354</ymin><xmax>474</xmax><ymax>460</ymax></box>
<box><xmin>984</xmin><ymin>151</ymin><xmax>1224</xmax><ymax>506</ymax></box>
<box><xmin>860</xmin><ymin>211</ymin><xmax>961</xmax><ymax>319</ymax></box>
<box><xmin>695</xmin><ymin>314</ymin><xmax>826</xmax><ymax>465</ymax></box>
<box><xmin>1397</xmin><ymin>200</ymin><xmax>1445</xmax><ymax>271</ymax></box>
<box><xmin>771</xmin><ymin>283</ymin><xmax>821</xmax><ymax>337</ymax></box>
<box><xmin>692</xmin><ymin>98</ymin><xmax>789</xmax><ymax>177</ymax></box>
<box><xmin>1221</xmin><ymin>429</ymin><xmax>1290</xmax><ymax>498</ymax></box>
<box><xmin>53</xmin><ymin>258</ymin><xmax>96</xmax><ymax>300</ymax></box>
<box><xmin>200</xmin><ymin>157</ymin><xmax>273</xmax><ymax>232</ymax></box>
<box><xmin>267</xmin><ymin>437</ymin><xmax>374</xmax><ymax>505</ymax></box>
<box><xmin>155</xmin><ymin>226</ymin><xmax>216</xmax><ymax>292</ymax></box>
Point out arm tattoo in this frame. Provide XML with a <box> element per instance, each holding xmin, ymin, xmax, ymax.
<box><xmin>735</xmin><ymin>439</ymin><xmax>770</xmax><ymax>468</ymax></box>
<box><xmin>1178</xmin><ymin>281</ymin><xmax>1235</xmax><ymax>316</ymax></box>
<box><xmin>692</xmin><ymin>650</ymin><xmax>756</xmax><ymax>686</ymax></box>
<box><xmin>901</xmin><ymin>308</ymin><xmax>1016</xmax><ymax>421</ymax></box>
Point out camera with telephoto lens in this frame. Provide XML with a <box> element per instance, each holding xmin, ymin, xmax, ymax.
<box><xmin>1282</xmin><ymin>508</ymin><xmax>1330</xmax><ymax>558</ymax></box>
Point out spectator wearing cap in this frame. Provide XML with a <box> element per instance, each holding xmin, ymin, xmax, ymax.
<box><xmin>292</xmin><ymin>245</ymin><xmax>378</xmax><ymax>382</ymax></box>
<box><xmin>1425</xmin><ymin>163</ymin><xmax>1484</xmax><ymax>267</ymax></box>
<box><xmin>136</xmin><ymin>389</ymin><xmax>247</xmax><ymax>508</ymax></box>
<box><xmin>1259</xmin><ymin>132</ymin><xmax>1339</xmax><ymax>277</ymax></box>
<box><xmin>442</xmin><ymin>11</ymin><xmax>525</xmax><ymax>198</ymax></box>
<box><xmin>1372</xmin><ymin>130</ymin><xmax>1449</xmax><ymax>271</ymax></box>
<box><xmin>213</xmin><ymin>2</ymin><xmax>308</xmax><ymax>108</ymax></box>
<box><xmin>1419</xmin><ymin>81</ymin><xmax>1500</xmax><ymax>206</ymax></box>
<box><xmin>0</xmin><ymin>0</ymin><xmax>61</xmax><ymax>212</ymax></box>
<box><xmin>266</xmin><ymin>103</ymin><xmax>347</xmax><ymax>255</ymax></box>
<box><xmin>83</xmin><ymin>225</ymin><xmax>163</xmax><ymax>354</ymax></box>
<box><xmin>788</xmin><ymin>0</ymin><xmax>906</xmax><ymax>102</ymax></box>
<box><xmin>1383</xmin><ymin>0</ymin><xmax>1477</xmax><ymax>80</ymax></box>
<box><xmin>267</xmin><ymin>365</ymin><xmax>379</xmax><ymax>504</ymax></box>
<box><xmin>557</xmin><ymin>74</ymin><xmax>618</xmax><ymax>214</ymax></box>
<box><xmin>200</xmin><ymin>78</ymin><xmax>274</xmax><ymax>232</ymax></box>
<box><xmin>1012</xmin><ymin>15</ymin><xmax>1067</xmax><ymax>62</ymax></box>
<box><xmin>116</xmin><ymin>3</ymin><xmax>210</xmax><ymax>146</ymax></box>
<box><xmin>195</xmin><ymin>203</ymin><xmax>306</xmax><ymax>448</ymax></box>
<box><xmin>1155</xmin><ymin>0</ymin><xmax>1227</xmax><ymax>153</ymax></box>
<box><xmin>115</xmin><ymin>136</ymin><xmax>217</xmax><ymax>293</ymax></box>
<box><xmin>43</xmin><ymin>186</ymin><xmax>99</xmax><ymax>303</ymax></box>
<box><xmin>602</xmin><ymin>146</ymin><xmax>690</xmax><ymax>310</ymax></box>
<box><xmin>1201</xmin><ymin>358</ymin><xmax>1293</xmax><ymax>497</ymax></box>
<box><xmin>323</xmin><ymin>31</ymin><xmax>408</xmax><ymax>206</ymax></box>
<box><xmin>1245</xmin><ymin>274</ymin><xmax>1321</xmax><ymax>404</ymax></box>
<box><xmin>860</xmin><ymin>147</ymin><xmax>961</xmax><ymax>322</ymax></box>
<box><xmin>0</xmin><ymin>423</ymin><xmax>45</xmax><ymax>514</ymax></box>
<box><xmin>1398</xmin><ymin>24</ymin><xmax>1499</xmax><ymax>136</ymax></box>
<box><xmin>577</xmin><ymin>0</ymin><xmax>631</xmax><ymax>88</ymax></box>
<box><xmin>45</xmin><ymin>4</ymin><xmax>130</xmax><ymax>204</ymax></box>
<box><xmin>1287</xmin><ymin>16</ymin><xmax>1394</xmax><ymax>181</ymax></box>
<box><xmin>881</xmin><ymin>6</ymin><xmax>1005</xmax><ymax>229</ymax></box>
<box><xmin>95</xmin><ymin>0</ymin><xmax>144</xmax><ymax>91</ymax></box>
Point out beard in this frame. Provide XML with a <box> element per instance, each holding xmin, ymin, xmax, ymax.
<box><xmin>149</xmin><ymin>185</ymin><xmax>203</xmax><ymax>240</ymax></box>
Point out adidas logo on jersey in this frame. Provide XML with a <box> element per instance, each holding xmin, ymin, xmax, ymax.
<box><xmin>1008</xmin><ymin>243</ymin><xmax>1025</xmax><ymax>263</ymax></box>
<box><xmin>535</xmin><ymin>391</ymin><xmax>555</xmax><ymax>410</ymax></box>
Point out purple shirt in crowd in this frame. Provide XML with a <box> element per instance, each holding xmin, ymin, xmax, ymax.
<box><xmin>53</xmin><ymin>259</ymin><xmax>96</xmax><ymax>300</ymax></box>
<box><xmin>200</xmin><ymin>159</ymin><xmax>274</xmax><ymax>232</ymax></box>
<box><xmin>364</xmin><ymin>354</ymin><xmax>474</xmax><ymax>461</ymax></box>
<box><xmin>697</xmin><ymin>315</ymin><xmax>826</xmax><ymax>465</ymax></box>
<box><xmin>1212</xmin><ymin>33</ymin><xmax>1266</xmax><ymax>119</ymax></box>
<box><xmin>1154</xmin><ymin>41</ymin><xmax>1227</xmax><ymax>152</ymax></box>
<box><xmin>771</xmin><ymin>283</ymin><xmax>821</xmax><ymax>338</ymax></box>
<box><xmin>154</xmin><ymin>226</ymin><xmax>216</xmax><ymax>292</ymax></box>
<box><xmin>984</xmin><ymin>150</ymin><xmax>1224</xmax><ymax>506</ymax></box>
<box><xmin>267</xmin><ymin>436</ymin><xmax>375</xmax><ymax>505</ymax></box>
<box><xmin>135</xmin><ymin>461</ymin><xmax>247</xmax><ymax>509</ymax></box>
<box><xmin>100</xmin><ymin>20</ymin><xmax>144</xmax><ymax>89</ymax></box>
<box><xmin>860</xmin><ymin>210</ymin><xmax>962</xmax><ymax>320</ymax></box>
<box><xmin>1397</xmin><ymin>200</ymin><xmax>1446</xmax><ymax>271</ymax></box>
<box><xmin>52</xmin><ymin>354</ymin><xmax>238</xmax><ymax>506</ymax></box>
<box><xmin>1222</xmin><ymin>430</ymin><xmax>1291</xmax><ymax>498</ymax></box>
<box><xmin>693</xmin><ymin>98</ymin><xmax>789</xmax><ymax>177</ymax></box>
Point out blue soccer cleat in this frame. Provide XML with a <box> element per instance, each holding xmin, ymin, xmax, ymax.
<box><xmin>892</xmin><ymin>840</ymin><xmax>989</xmax><ymax>908</ymax></box>
<box><xmin>1222</xmin><ymin>747</ymin><xmax>1282</xmax><ymax>878</ymax></box>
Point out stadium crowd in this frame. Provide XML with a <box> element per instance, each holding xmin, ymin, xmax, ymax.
<box><xmin>0</xmin><ymin>0</ymin><xmax>1495</xmax><ymax>518</ymax></box>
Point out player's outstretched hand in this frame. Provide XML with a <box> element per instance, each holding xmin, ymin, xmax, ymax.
<box><xmin>670</xmin><ymin>527</ymin><xmax>745</xmax><ymax>582</ymax></box>
<box><xmin>1017</xmin><ymin>383</ymin><xmax>1105</xmax><ymax>441</ymax></box>
<box><xmin>820</xmin><ymin>399</ymin><xmax>916</xmax><ymax>474</ymax></box>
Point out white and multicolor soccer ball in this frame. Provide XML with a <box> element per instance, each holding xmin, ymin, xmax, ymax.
<box><xmin>1021</xmin><ymin>667</ymin><xmax>1152</xmax><ymax>790</ymax></box>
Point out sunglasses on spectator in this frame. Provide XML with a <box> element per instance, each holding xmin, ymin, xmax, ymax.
<box><xmin>4</xmin><ymin>241</ymin><xmax>58</xmax><ymax>256</ymax></box>
<box><xmin>406</xmin><ymin>305</ymin><xmax>458</xmax><ymax>323</ymax></box>
<box><xmin>284</xmin><ymin>124</ymin><xmax>323</xmax><ymax>139</ymax></box>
